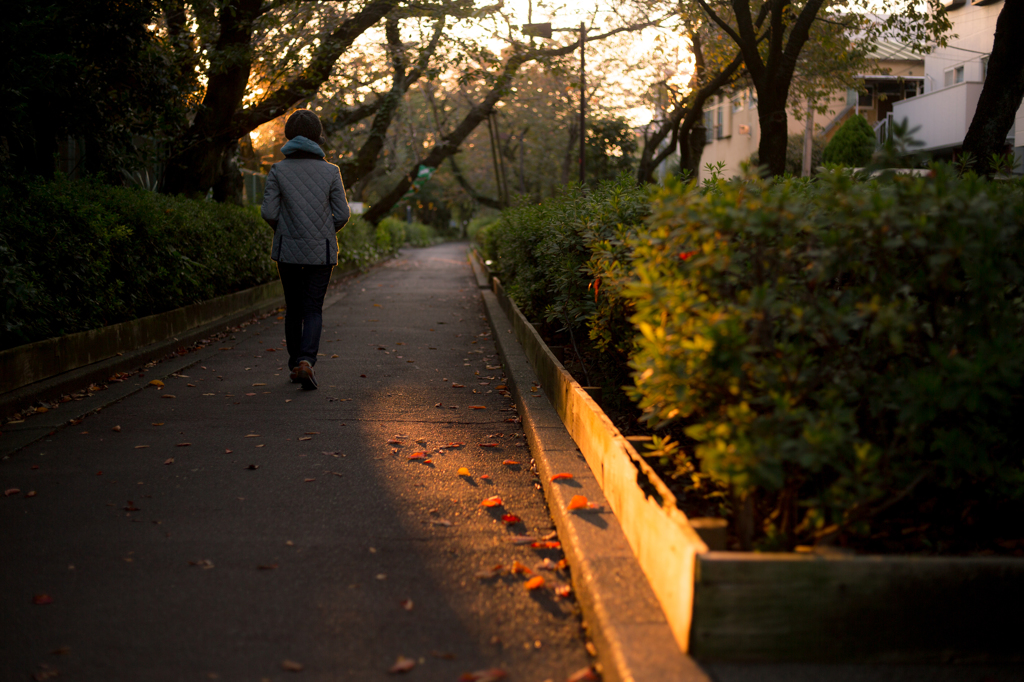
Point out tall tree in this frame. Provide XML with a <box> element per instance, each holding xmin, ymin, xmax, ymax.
<box><xmin>692</xmin><ymin>0</ymin><xmax>950</xmax><ymax>177</ymax></box>
<box><xmin>961</xmin><ymin>0</ymin><xmax>1024</xmax><ymax>176</ymax></box>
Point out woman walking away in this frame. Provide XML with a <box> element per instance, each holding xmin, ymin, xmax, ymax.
<box><xmin>261</xmin><ymin>110</ymin><xmax>350</xmax><ymax>390</ymax></box>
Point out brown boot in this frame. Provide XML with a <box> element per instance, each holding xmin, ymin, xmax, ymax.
<box><xmin>295</xmin><ymin>360</ymin><xmax>318</xmax><ymax>390</ymax></box>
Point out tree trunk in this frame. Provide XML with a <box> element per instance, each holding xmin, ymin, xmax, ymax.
<box><xmin>678</xmin><ymin>121</ymin><xmax>707</xmax><ymax>179</ymax></box>
<box><xmin>757</xmin><ymin>94</ymin><xmax>790</xmax><ymax>177</ymax></box>
<box><xmin>961</xmin><ymin>0</ymin><xmax>1024</xmax><ymax>176</ymax></box>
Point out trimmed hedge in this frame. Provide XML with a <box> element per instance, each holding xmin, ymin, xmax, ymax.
<box><xmin>0</xmin><ymin>176</ymin><xmax>402</xmax><ymax>351</ymax></box>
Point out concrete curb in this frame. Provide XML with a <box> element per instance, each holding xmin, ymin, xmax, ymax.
<box><xmin>480</xmin><ymin>290</ymin><xmax>710</xmax><ymax>682</ymax></box>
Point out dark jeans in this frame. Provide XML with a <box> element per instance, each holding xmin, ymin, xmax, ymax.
<box><xmin>278</xmin><ymin>262</ymin><xmax>333</xmax><ymax>369</ymax></box>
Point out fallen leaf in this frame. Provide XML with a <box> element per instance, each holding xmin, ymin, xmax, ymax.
<box><xmin>112</xmin><ymin>425</ymin><xmax>122</xmax><ymax>432</ymax></box>
<box><xmin>388</xmin><ymin>656</ymin><xmax>415</xmax><ymax>674</ymax></box>
<box><xmin>225</xmin><ymin>449</ymin><xmax>233</xmax><ymax>454</ymax></box>
<box><xmin>258</xmin><ymin>564</ymin><xmax>278</xmax><ymax>570</ymax></box>
<box><xmin>480</xmin><ymin>496</ymin><xmax>503</xmax><ymax>507</ymax></box>
<box><xmin>252</xmin><ymin>383</ymin><xmax>266</xmax><ymax>386</ymax></box>
<box><xmin>245</xmin><ymin>434</ymin><xmax>260</xmax><ymax>438</ymax></box>
<box><xmin>245</xmin><ymin>393</ymin><xmax>256</xmax><ymax>396</ymax></box>
<box><xmin>149</xmin><ymin>379</ymin><xmax>165</xmax><ymax>387</ymax></box>
<box><xmin>408</xmin><ymin>452</ymin><xmax>426</xmax><ymax>460</ymax></box>
<box><xmin>298</xmin><ymin>436</ymin><xmax>312</xmax><ymax>441</ymax></box>
<box><xmin>451</xmin><ymin>384</ymin><xmax>465</xmax><ymax>388</ymax></box>
<box><xmin>524</xmin><ymin>576</ymin><xmax>545</xmax><ymax>590</ymax></box>
<box><xmin>532</xmin><ymin>541</ymin><xmax>561</xmax><ymax>549</ymax></box>
<box><xmin>566</xmin><ymin>666</ymin><xmax>599</xmax><ymax>682</ymax></box>
<box><xmin>432</xmin><ymin>518</ymin><xmax>454</xmax><ymax>527</ymax></box>
<box><xmin>400</xmin><ymin>599</ymin><xmax>414</xmax><ymax>611</ymax></box>
<box><xmin>510</xmin><ymin>535</ymin><xmax>536</xmax><ymax>545</ymax></box>
<box><xmin>501</xmin><ymin>514</ymin><xmax>521</xmax><ymax>524</ymax></box>
<box><xmin>444</xmin><ymin>442</ymin><xmax>466</xmax><ymax>448</ymax></box>
<box><xmin>33</xmin><ymin>594</ymin><xmax>53</xmax><ymax>605</ymax></box>
<box><xmin>246</xmin><ymin>464</ymin><xmax>259</xmax><ymax>470</ymax></box>
<box><xmin>387</xmin><ymin>439</ymin><xmax>403</xmax><ymax>445</ymax></box>
<box><xmin>550</xmin><ymin>473</ymin><xmax>573</xmax><ymax>481</ymax></box>
<box><xmin>331</xmin><ymin>354</ymin><xmax>339</xmax><ymax>358</ymax></box>
<box><xmin>152</xmin><ymin>423</ymin><xmax>164</xmax><ymax>426</ymax></box>
<box><xmin>554</xmin><ymin>585</ymin><xmax>572</xmax><ymax>598</ymax></box>
<box><xmin>495</xmin><ymin>385</ymin><xmax>508</xmax><ymax>390</ymax></box>
<box><xmin>457</xmin><ymin>467</ymin><xmax>471</xmax><ymax>477</ymax></box>
<box><xmin>502</xmin><ymin>460</ymin><xmax>520</xmax><ymax>466</ymax></box>
<box><xmin>468</xmin><ymin>405</ymin><xmax>486</xmax><ymax>410</ymax></box>
<box><xmin>557</xmin><ymin>559</ymin><xmax>568</xmax><ymax>570</ymax></box>
<box><xmin>176</xmin><ymin>442</ymin><xmax>192</xmax><ymax>447</ymax></box>
<box><xmin>480</xmin><ymin>474</ymin><xmax>491</xmax><ymax>480</ymax></box>
<box><xmin>458</xmin><ymin>670</ymin><xmax>507</xmax><ymax>682</ymax></box>
<box><xmin>568</xmin><ymin>495</ymin><xmax>590</xmax><ymax>511</ymax></box>
<box><xmin>161</xmin><ymin>394</ymin><xmax>176</xmax><ymax>399</ymax></box>
<box><xmin>304</xmin><ymin>478</ymin><xmax>315</xmax><ymax>482</ymax></box>
<box><xmin>124</xmin><ymin>502</ymin><xmax>140</xmax><ymax>511</ymax></box>
<box><xmin>188</xmin><ymin>559</ymin><xmax>214</xmax><ymax>569</ymax></box>
<box><xmin>25</xmin><ymin>491</ymin><xmax>37</xmax><ymax>498</ymax></box>
<box><xmin>281</xmin><ymin>660</ymin><xmax>303</xmax><ymax>672</ymax></box>
<box><xmin>5</xmin><ymin>488</ymin><xmax>21</xmax><ymax>496</ymax></box>
<box><xmin>134</xmin><ymin>445</ymin><xmax>149</xmax><ymax>450</ymax></box>
<box><xmin>510</xmin><ymin>560</ymin><xmax>531</xmax><ymax>575</ymax></box>
<box><xmin>478</xmin><ymin>443</ymin><xmax>499</xmax><ymax>448</ymax></box>
<box><xmin>164</xmin><ymin>458</ymin><xmax>174</xmax><ymax>465</ymax></box>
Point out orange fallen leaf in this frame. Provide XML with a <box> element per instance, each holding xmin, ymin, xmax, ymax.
<box><xmin>495</xmin><ymin>385</ymin><xmax>508</xmax><ymax>390</ymax></box>
<box><xmin>161</xmin><ymin>394</ymin><xmax>176</xmax><ymax>399</ymax></box>
<box><xmin>134</xmin><ymin>445</ymin><xmax>149</xmax><ymax>450</ymax></box>
<box><xmin>176</xmin><ymin>442</ymin><xmax>192</xmax><ymax>447</ymax></box>
<box><xmin>388</xmin><ymin>656</ymin><xmax>416</xmax><ymax>674</ymax></box>
<box><xmin>532</xmin><ymin>541</ymin><xmax>561</xmax><ymax>549</ymax></box>
<box><xmin>5</xmin><ymin>488</ymin><xmax>21</xmax><ymax>497</ymax></box>
<box><xmin>400</xmin><ymin>599</ymin><xmax>414</xmax><ymax>611</ymax></box>
<box><xmin>25</xmin><ymin>491</ymin><xmax>37</xmax><ymax>498</ymax></box>
<box><xmin>164</xmin><ymin>458</ymin><xmax>174</xmax><ymax>465</ymax></box>
<box><xmin>524</xmin><ymin>576</ymin><xmax>545</xmax><ymax>590</ymax></box>
<box><xmin>554</xmin><ymin>585</ymin><xmax>572</xmax><ymax>598</ymax></box>
<box><xmin>510</xmin><ymin>560</ymin><xmax>531</xmax><ymax>575</ymax></box>
<box><xmin>112</xmin><ymin>425</ymin><xmax>122</xmax><ymax>432</ymax></box>
<box><xmin>468</xmin><ymin>405</ymin><xmax>486</xmax><ymax>410</ymax></box>
<box><xmin>331</xmin><ymin>354</ymin><xmax>339</xmax><ymax>358</ymax></box>
<box><xmin>451</xmin><ymin>384</ymin><xmax>465</xmax><ymax>388</ymax></box>
<box><xmin>457</xmin><ymin>467</ymin><xmax>471</xmax><ymax>477</ymax></box>
<box><xmin>444</xmin><ymin>442</ymin><xmax>466</xmax><ymax>448</ymax></box>
<box><xmin>502</xmin><ymin>460</ymin><xmax>520</xmax><ymax>466</ymax></box>
<box><xmin>458</xmin><ymin>670</ymin><xmax>507</xmax><ymax>682</ymax></box>
<box><xmin>149</xmin><ymin>379</ymin><xmax>165</xmax><ymax>387</ymax></box>
<box><xmin>408</xmin><ymin>452</ymin><xmax>426</xmax><ymax>460</ymax></box>
<box><xmin>501</xmin><ymin>514</ymin><xmax>521</xmax><ymax>524</ymax></box>
<box><xmin>567</xmin><ymin>495</ymin><xmax>590</xmax><ymax>511</ymax></box>
<box><xmin>557</xmin><ymin>559</ymin><xmax>569</xmax><ymax>570</ymax></box>
<box><xmin>298</xmin><ymin>436</ymin><xmax>312</xmax><ymax>441</ymax></box>
<box><xmin>33</xmin><ymin>594</ymin><xmax>53</xmax><ymax>605</ymax></box>
<box><xmin>387</xmin><ymin>439</ymin><xmax>403</xmax><ymax>445</ymax></box>
<box><xmin>281</xmin><ymin>659</ymin><xmax>304</xmax><ymax>672</ymax></box>
<box><xmin>550</xmin><ymin>473</ymin><xmax>573</xmax><ymax>481</ymax></box>
<box><xmin>510</xmin><ymin>535</ymin><xmax>536</xmax><ymax>544</ymax></box>
<box><xmin>480</xmin><ymin>496</ymin><xmax>503</xmax><ymax>507</ymax></box>
<box><xmin>422</xmin><ymin>459</ymin><xmax>433</xmax><ymax>464</ymax></box>
<box><xmin>478</xmin><ymin>443</ymin><xmax>499</xmax><ymax>448</ymax></box>
<box><xmin>480</xmin><ymin>474</ymin><xmax>491</xmax><ymax>480</ymax></box>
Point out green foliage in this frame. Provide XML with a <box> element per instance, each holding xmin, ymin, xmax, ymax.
<box><xmin>628</xmin><ymin>167</ymin><xmax>1024</xmax><ymax>544</ymax></box>
<box><xmin>749</xmin><ymin>134</ymin><xmax>827</xmax><ymax>176</ymax></box>
<box><xmin>376</xmin><ymin>216</ymin><xmax>441</xmax><ymax>249</ymax></box>
<box><xmin>486</xmin><ymin>174</ymin><xmax>650</xmax><ymax>388</ymax></box>
<box><xmin>586</xmin><ymin>116</ymin><xmax>639</xmax><ymax>183</ymax></box>
<box><xmin>467</xmin><ymin>214</ymin><xmax>500</xmax><ymax>243</ymax></box>
<box><xmin>822</xmin><ymin>115</ymin><xmax>876</xmax><ymax>167</ymax></box>
<box><xmin>0</xmin><ymin>175</ymin><xmax>275</xmax><ymax>350</ymax></box>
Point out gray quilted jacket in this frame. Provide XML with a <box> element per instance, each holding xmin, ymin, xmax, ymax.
<box><xmin>261</xmin><ymin>136</ymin><xmax>350</xmax><ymax>265</ymax></box>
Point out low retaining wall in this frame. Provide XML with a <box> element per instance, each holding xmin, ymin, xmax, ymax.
<box><xmin>0</xmin><ymin>280</ymin><xmax>284</xmax><ymax>397</ymax></box>
<box><xmin>479</xmin><ymin>250</ymin><xmax>1024</xmax><ymax>663</ymax></box>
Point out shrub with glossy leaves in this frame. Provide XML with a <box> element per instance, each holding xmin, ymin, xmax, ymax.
<box><xmin>627</xmin><ymin>167</ymin><xmax>1024</xmax><ymax>546</ymax></box>
<box><xmin>822</xmin><ymin>114</ymin><xmax>876</xmax><ymax>167</ymax></box>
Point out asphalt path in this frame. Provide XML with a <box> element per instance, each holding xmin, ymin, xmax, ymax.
<box><xmin>1</xmin><ymin>243</ymin><xmax>594</xmax><ymax>682</ymax></box>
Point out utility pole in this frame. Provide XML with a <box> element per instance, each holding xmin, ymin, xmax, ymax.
<box><xmin>579</xmin><ymin>23</ymin><xmax>586</xmax><ymax>184</ymax></box>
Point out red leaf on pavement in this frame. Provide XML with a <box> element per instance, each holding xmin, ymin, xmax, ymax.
<box><xmin>480</xmin><ymin>474</ymin><xmax>491</xmax><ymax>480</ymax></box>
<box><xmin>468</xmin><ymin>405</ymin><xmax>486</xmax><ymax>410</ymax></box>
<box><xmin>5</xmin><ymin>488</ymin><xmax>21</xmax><ymax>496</ymax></box>
<box><xmin>479</xmin><ymin>496</ymin><xmax>502</xmax><ymax>507</ymax></box>
<box><xmin>408</xmin><ymin>452</ymin><xmax>426</xmax><ymax>460</ymax></box>
<box><xmin>549</xmin><ymin>473</ymin><xmax>573</xmax><ymax>481</ymax></box>
<box><xmin>478</xmin><ymin>443</ymin><xmax>499</xmax><ymax>448</ymax></box>
<box><xmin>524</xmin><ymin>576</ymin><xmax>545</xmax><ymax>591</ymax></box>
<box><xmin>444</xmin><ymin>442</ymin><xmax>466</xmax><ymax>448</ymax></box>
<box><xmin>567</xmin><ymin>666</ymin><xmax>599</xmax><ymax>682</ymax></box>
<box><xmin>510</xmin><ymin>560</ymin><xmax>531</xmax><ymax>575</ymax></box>
<box><xmin>532</xmin><ymin>541</ymin><xmax>561</xmax><ymax>549</ymax></box>
<box><xmin>501</xmin><ymin>514</ymin><xmax>521</xmax><ymax>524</ymax></box>
<box><xmin>502</xmin><ymin>460</ymin><xmax>520</xmax><ymax>466</ymax></box>
<box><xmin>33</xmin><ymin>594</ymin><xmax>53</xmax><ymax>605</ymax></box>
<box><xmin>568</xmin><ymin>494</ymin><xmax>591</xmax><ymax>511</ymax></box>
<box><xmin>388</xmin><ymin>656</ymin><xmax>416</xmax><ymax>674</ymax></box>
<box><xmin>451</xmin><ymin>383</ymin><xmax>465</xmax><ymax>388</ymax></box>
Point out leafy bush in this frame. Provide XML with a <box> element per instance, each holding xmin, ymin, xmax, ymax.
<box><xmin>467</xmin><ymin>213</ymin><xmax>500</xmax><ymax>244</ymax></box>
<box><xmin>628</xmin><ymin>167</ymin><xmax>1024</xmax><ymax>549</ymax></box>
<box><xmin>0</xmin><ymin>175</ymin><xmax>276</xmax><ymax>350</ymax></box>
<box><xmin>822</xmin><ymin>114</ymin><xmax>876</xmax><ymax>167</ymax></box>
<box><xmin>486</xmin><ymin>175</ymin><xmax>650</xmax><ymax>389</ymax></box>
<box><xmin>0</xmin><ymin>176</ymin><xmax>403</xmax><ymax>350</ymax></box>
<box><xmin>377</xmin><ymin>216</ymin><xmax>440</xmax><ymax>248</ymax></box>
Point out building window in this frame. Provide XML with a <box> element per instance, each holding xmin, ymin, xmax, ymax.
<box><xmin>716</xmin><ymin>107</ymin><xmax>724</xmax><ymax>139</ymax></box>
<box><xmin>944</xmin><ymin>65</ymin><xmax>964</xmax><ymax>87</ymax></box>
<box><xmin>858</xmin><ymin>86</ymin><xmax>873</xmax><ymax>107</ymax></box>
<box><xmin>732</xmin><ymin>96</ymin><xmax>742</xmax><ymax>112</ymax></box>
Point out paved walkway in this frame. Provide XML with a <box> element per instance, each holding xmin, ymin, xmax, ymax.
<box><xmin>1</xmin><ymin>243</ymin><xmax>594</xmax><ymax>681</ymax></box>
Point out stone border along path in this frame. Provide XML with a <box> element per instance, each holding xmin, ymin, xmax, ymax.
<box><xmin>0</xmin><ymin>243</ymin><xmax>598</xmax><ymax>682</ymax></box>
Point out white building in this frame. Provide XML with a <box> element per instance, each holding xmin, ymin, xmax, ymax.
<box><xmin>698</xmin><ymin>44</ymin><xmax>924</xmax><ymax>179</ymax></box>
<box><xmin>891</xmin><ymin>0</ymin><xmax>1023</xmax><ymax>167</ymax></box>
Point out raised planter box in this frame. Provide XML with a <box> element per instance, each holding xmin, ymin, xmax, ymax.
<box><xmin>478</xmin><ymin>250</ymin><xmax>1024</xmax><ymax>663</ymax></box>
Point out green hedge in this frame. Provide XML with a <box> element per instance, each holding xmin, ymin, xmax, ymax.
<box><xmin>0</xmin><ymin>177</ymin><xmax>403</xmax><ymax>351</ymax></box>
<box><xmin>629</xmin><ymin>168</ymin><xmax>1024</xmax><ymax>549</ymax></box>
